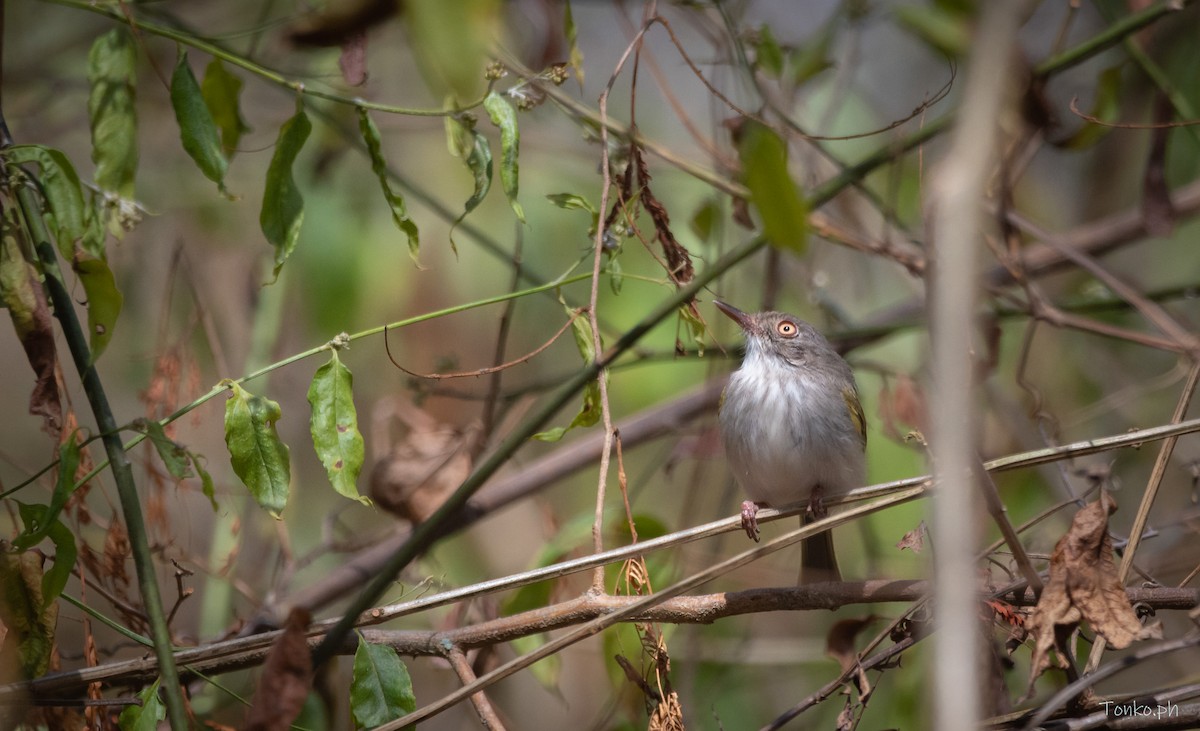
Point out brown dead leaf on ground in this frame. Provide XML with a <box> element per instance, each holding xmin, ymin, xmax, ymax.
<box><xmin>245</xmin><ymin>607</ymin><xmax>313</xmax><ymax>731</ymax></box>
<box><xmin>1024</xmin><ymin>491</ymin><xmax>1163</xmax><ymax>698</ymax></box>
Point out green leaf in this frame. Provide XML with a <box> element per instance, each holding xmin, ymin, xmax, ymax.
<box><xmin>3</xmin><ymin>145</ymin><xmax>88</xmax><ymax>259</ymax></box>
<box><xmin>357</xmin><ymin>107</ymin><xmax>420</xmax><ymax>263</ymax></box>
<box><xmin>484</xmin><ymin>91</ymin><xmax>525</xmax><ymax>223</ymax></box>
<box><xmin>41</xmin><ymin>517</ymin><xmax>76</xmax><ymax>606</ymax></box>
<box><xmin>546</xmin><ymin>192</ymin><xmax>599</xmax><ymax>242</ymax></box>
<box><xmin>201</xmin><ymin>58</ymin><xmax>250</xmax><ymax>158</ymax></box>
<box><xmin>532</xmin><ymin>304</ymin><xmax>602</xmax><ymax>442</ymax></box>
<box><xmin>307</xmin><ymin>351</ymin><xmax>368</xmax><ymax>504</ymax></box>
<box><xmin>223</xmin><ymin>381</ymin><xmax>292</xmax><ymax>517</ymax></box>
<box><xmin>14</xmin><ymin>433</ymin><xmax>82</xmax><ymax>552</ymax></box>
<box><xmin>512</xmin><ymin>633</ymin><xmax>562</xmax><ymax>691</ymax></box>
<box><xmin>532</xmin><ymin>379</ymin><xmax>600</xmax><ymax>442</ymax></box>
<box><xmin>119</xmin><ymin>678</ymin><xmax>165</xmax><ymax>731</ymax></box>
<box><xmin>736</xmin><ymin>120</ymin><xmax>809</xmax><ymax>254</ymax></box>
<box><xmin>503</xmin><ymin>510</ymin><xmax>595</xmax><ymax>615</ymax></box>
<box><xmin>894</xmin><ymin>3</ymin><xmax>970</xmax><ymax>59</ymax></box>
<box><xmin>88</xmin><ymin>28</ymin><xmax>138</xmax><ymax>198</ymax></box>
<box><xmin>351</xmin><ymin>637</ymin><xmax>416</xmax><ymax>729</ymax></box>
<box><xmin>545</xmin><ymin>192</ymin><xmax>596</xmax><ymax>215</ymax></box>
<box><xmin>74</xmin><ymin>254</ymin><xmax>123</xmax><ymax>363</ymax></box>
<box><xmin>135</xmin><ymin>418</ymin><xmax>192</xmax><ymax>480</ymax></box>
<box><xmin>171</xmin><ymin>51</ymin><xmax>229</xmax><ymax>195</ymax></box>
<box><xmin>564</xmin><ymin>0</ymin><xmax>585</xmax><ymax>87</ymax></box>
<box><xmin>790</xmin><ymin>23</ymin><xmax>835</xmax><ymax>86</ymax></box>
<box><xmin>260</xmin><ymin>107</ymin><xmax>311</xmax><ymax>281</ymax></box>
<box><xmin>459</xmin><ymin>126</ymin><xmax>494</xmax><ymax>216</ymax></box>
<box><xmin>753</xmin><ymin>24</ymin><xmax>785</xmax><ymax>78</ymax></box>
<box><xmin>449</xmin><ymin>120</ymin><xmax>493</xmax><ymax>253</ymax></box>
<box><xmin>689</xmin><ymin>198</ymin><xmax>720</xmax><ymax>242</ymax></box>
<box><xmin>191</xmin><ymin>451</ymin><xmax>219</xmax><ymax>511</ymax></box>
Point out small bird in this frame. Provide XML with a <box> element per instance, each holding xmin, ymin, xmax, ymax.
<box><xmin>715</xmin><ymin>300</ymin><xmax>866</xmax><ymax>583</ymax></box>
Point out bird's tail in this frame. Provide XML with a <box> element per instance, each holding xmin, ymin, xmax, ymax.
<box><xmin>799</xmin><ymin>514</ymin><xmax>841</xmax><ymax>584</ymax></box>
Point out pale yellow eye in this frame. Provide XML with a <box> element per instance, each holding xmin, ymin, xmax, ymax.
<box><xmin>777</xmin><ymin>321</ymin><xmax>798</xmax><ymax>337</ymax></box>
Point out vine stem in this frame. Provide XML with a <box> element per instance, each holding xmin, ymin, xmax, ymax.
<box><xmin>1</xmin><ymin>161</ymin><xmax>189</xmax><ymax>726</ymax></box>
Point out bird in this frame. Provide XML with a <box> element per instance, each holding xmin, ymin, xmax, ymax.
<box><xmin>715</xmin><ymin>299</ymin><xmax>867</xmax><ymax>583</ymax></box>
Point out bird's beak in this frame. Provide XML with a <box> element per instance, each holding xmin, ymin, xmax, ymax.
<box><xmin>714</xmin><ymin>299</ymin><xmax>753</xmax><ymax>332</ymax></box>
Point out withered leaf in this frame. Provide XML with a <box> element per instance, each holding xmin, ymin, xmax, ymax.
<box><xmin>245</xmin><ymin>607</ymin><xmax>313</xmax><ymax>731</ymax></box>
<box><xmin>338</xmin><ymin>30</ymin><xmax>369</xmax><ymax>86</ymax></box>
<box><xmin>1024</xmin><ymin>492</ymin><xmax>1162</xmax><ymax>697</ymax></box>
<box><xmin>369</xmin><ymin>401</ymin><xmax>474</xmax><ymax>523</ymax></box>
<box><xmin>826</xmin><ymin>615</ymin><xmax>875</xmax><ymax>700</ymax></box>
<box><xmin>895</xmin><ymin>521</ymin><xmax>927</xmax><ymax>553</ymax></box>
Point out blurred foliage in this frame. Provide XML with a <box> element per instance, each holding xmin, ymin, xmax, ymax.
<box><xmin>0</xmin><ymin>1</ymin><xmax>1198</xmax><ymax>729</ymax></box>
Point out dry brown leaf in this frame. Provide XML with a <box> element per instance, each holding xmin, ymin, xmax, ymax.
<box><xmin>369</xmin><ymin>401</ymin><xmax>475</xmax><ymax>522</ymax></box>
<box><xmin>1024</xmin><ymin>492</ymin><xmax>1163</xmax><ymax>697</ymax></box>
<box><xmin>878</xmin><ymin>373</ymin><xmax>928</xmax><ymax>442</ymax></box>
<box><xmin>648</xmin><ymin>689</ymin><xmax>684</xmax><ymax>731</ymax></box>
<box><xmin>245</xmin><ymin>608</ymin><xmax>313</xmax><ymax>731</ymax></box>
<box><xmin>826</xmin><ymin>616</ymin><xmax>875</xmax><ymax>701</ymax></box>
<box><xmin>896</xmin><ymin>521</ymin><xmax>927</xmax><ymax>553</ymax></box>
<box><xmin>338</xmin><ymin>30</ymin><xmax>368</xmax><ymax>86</ymax></box>
<box><xmin>102</xmin><ymin>516</ymin><xmax>130</xmax><ymax>588</ymax></box>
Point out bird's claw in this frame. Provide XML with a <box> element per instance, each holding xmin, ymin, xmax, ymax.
<box><xmin>806</xmin><ymin>486</ymin><xmax>829</xmax><ymax>521</ymax></box>
<box><xmin>740</xmin><ymin>500</ymin><xmax>762</xmax><ymax>542</ymax></box>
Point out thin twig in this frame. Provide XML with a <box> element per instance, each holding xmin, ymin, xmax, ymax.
<box><xmin>444</xmin><ymin>645</ymin><xmax>507</xmax><ymax>731</ymax></box>
<box><xmin>382</xmin><ymin>309</ymin><xmax>583</xmax><ymax>380</ymax></box>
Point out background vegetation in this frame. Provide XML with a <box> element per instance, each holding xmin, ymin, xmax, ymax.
<box><xmin>0</xmin><ymin>0</ymin><xmax>1198</xmax><ymax>729</ymax></box>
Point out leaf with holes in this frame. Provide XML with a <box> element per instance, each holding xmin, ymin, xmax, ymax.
<box><xmin>224</xmin><ymin>381</ymin><xmax>291</xmax><ymax>517</ymax></box>
<box><xmin>307</xmin><ymin>351</ymin><xmax>368</xmax><ymax>504</ymax></box>
<box><xmin>74</xmin><ymin>254</ymin><xmax>123</xmax><ymax>363</ymax></box>
<box><xmin>171</xmin><ymin>51</ymin><xmax>228</xmax><ymax>195</ymax></box>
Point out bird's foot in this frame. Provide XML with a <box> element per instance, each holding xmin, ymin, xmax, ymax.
<box><xmin>806</xmin><ymin>486</ymin><xmax>829</xmax><ymax>521</ymax></box>
<box><xmin>740</xmin><ymin>500</ymin><xmax>764</xmax><ymax>542</ymax></box>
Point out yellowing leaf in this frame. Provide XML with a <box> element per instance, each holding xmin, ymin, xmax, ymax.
<box><xmin>88</xmin><ymin>28</ymin><xmax>138</xmax><ymax>197</ymax></box>
<box><xmin>201</xmin><ymin>58</ymin><xmax>251</xmax><ymax>157</ymax></box>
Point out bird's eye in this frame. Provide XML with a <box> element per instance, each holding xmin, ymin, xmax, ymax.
<box><xmin>777</xmin><ymin>321</ymin><xmax>798</xmax><ymax>337</ymax></box>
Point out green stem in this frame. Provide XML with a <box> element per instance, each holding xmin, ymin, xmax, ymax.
<box><xmin>5</xmin><ymin>272</ymin><xmax>596</xmax><ymax>500</ymax></box>
<box><xmin>43</xmin><ymin>0</ymin><xmax>487</xmax><ymax>117</ymax></box>
<box><xmin>8</xmin><ymin>180</ymin><xmax>190</xmax><ymax>728</ymax></box>
<box><xmin>1033</xmin><ymin>0</ymin><xmax>1195</xmax><ymax>77</ymax></box>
